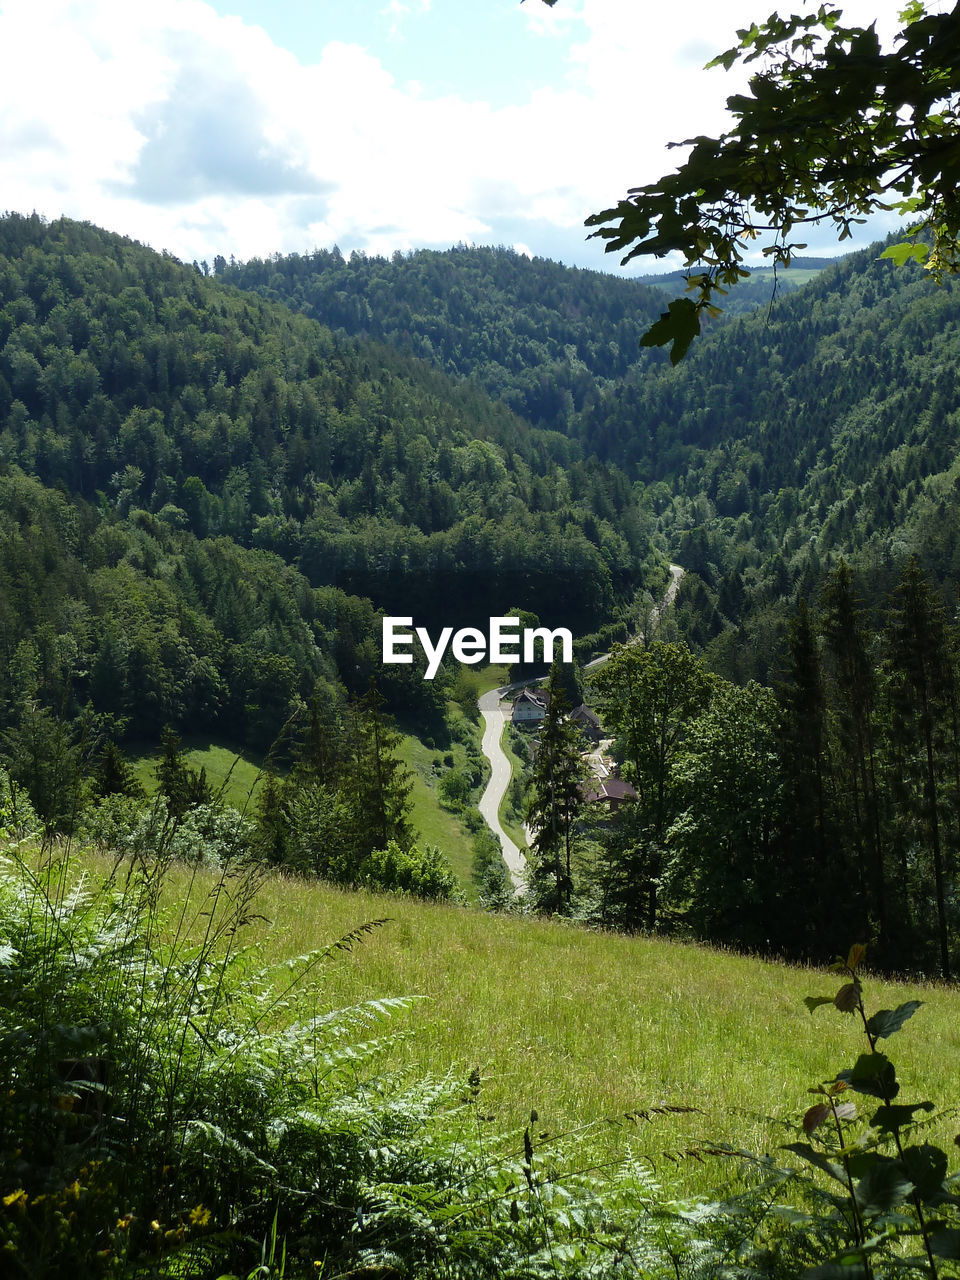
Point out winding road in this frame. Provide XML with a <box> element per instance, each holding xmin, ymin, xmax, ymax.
<box><xmin>476</xmin><ymin>563</ymin><xmax>685</xmax><ymax>892</ymax></box>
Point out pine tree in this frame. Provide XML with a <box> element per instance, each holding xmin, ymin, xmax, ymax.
<box><xmin>347</xmin><ymin>684</ymin><xmax>413</xmax><ymax>857</ymax></box>
<box><xmin>820</xmin><ymin>560</ymin><xmax>887</xmax><ymax>954</ymax></box>
<box><xmin>526</xmin><ymin>684</ymin><xmax>585</xmax><ymax>914</ymax></box>
<box><xmin>884</xmin><ymin>558</ymin><xmax>954</xmax><ymax>980</ymax></box>
<box><xmin>94</xmin><ymin>740</ymin><xmax>145</xmax><ymax>800</ymax></box>
<box><xmin>155</xmin><ymin>726</ymin><xmax>211</xmax><ymax>821</ymax></box>
<box><xmin>774</xmin><ymin>597</ymin><xmax>843</xmax><ymax>957</ymax></box>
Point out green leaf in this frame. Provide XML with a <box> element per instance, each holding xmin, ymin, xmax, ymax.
<box><xmin>930</xmin><ymin>1229</ymin><xmax>960</xmax><ymax>1259</ymax></box>
<box><xmin>854</xmin><ymin>1156</ymin><xmax>914</xmax><ymax>1211</ymax></box>
<box><xmin>866</xmin><ymin>1001</ymin><xmax>922</xmax><ymax>1040</ymax></box>
<box><xmin>639</xmin><ymin>297</ymin><xmax>701</xmax><ymax>364</ymax></box>
<box><xmin>783</xmin><ymin>1141</ymin><xmax>848</xmax><ymax>1184</ymax></box>
<box><xmin>870</xmin><ymin>1101</ymin><xmax>934</xmax><ymax>1134</ymax></box>
<box><xmin>901</xmin><ymin>1143</ymin><xmax>948</xmax><ymax>1200</ymax></box>
<box><xmin>805</xmin><ymin>995</ymin><xmax>835</xmax><ymax>1013</ymax></box>
<box><xmin>880</xmin><ymin>241</ymin><xmax>930</xmax><ymax>267</ymax></box>
<box><xmin>836</xmin><ymin>1053</ymin><xmax>899</xmax><ymax>1100</ymax></box>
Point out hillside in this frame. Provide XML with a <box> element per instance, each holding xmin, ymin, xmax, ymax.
<box><xmin>572</xmin><ymin>242</ymin><xmax>960</xmax><ymax>673</ymax></box>
<box><xmin>0</xmin><ymin>213</ymin><xmax>662</xmax><ymax>745</ymax></box>
<box><xmin>217</xmin><ymin>242</ymin><xmax>669</xmax><ymax>436</ymax></box>
<box><xmin>217</xmin><ymin>230</ymin><xmax>960</xmax><ymax>678</ymax></box>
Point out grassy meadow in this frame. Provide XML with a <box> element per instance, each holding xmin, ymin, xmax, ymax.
<box><xmin>126</xmin><ymin>737</ymin><xmax>266</xmax><ymax>811</ymax></box>
<box><xmin>498</xmin><ymin>721</ymin><xmax>531</xmax><ymax>853</ymax></box>
<box><xmin>72</xmin><ymin>845</ymin><xmax>960</xmax><ymax>1197</ymax></box>
<box><xmin>395</xmin><ymin>727</ymin><xmax>477</xmax><ymax>893</ymax></box>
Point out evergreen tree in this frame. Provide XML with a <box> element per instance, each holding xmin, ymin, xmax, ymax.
<box><xmin>884</xmin><ymin>558</ymin><xmax>955</xmax><ymax>980</ymax></box>
<box><xmin>94</xmin><ymin>740</ymin><xmax>145</xmax><ymax>800</ymax></box>
<box><xmin>819</xmin><ymin>560</ymin><xmax>888</xmax><ymax>955</ymax></box>
<box><xmin>774</xmin><ymin>597</ymin><xmax>842</xmax><ymax>957</ymax></box>
<box><xmin>346</xmin><ymin>685</ymin><xmax>413</xmax><ymax>857</ymax></box>
<box><xmin>155</xmin><ymin>726</ymin><xmax>212</xmax><ymax>821</ymax></box>
<box><xmin>526</xmin><ymin>684</ymin><xmax>584</xmax><ymax>914</ymax></box>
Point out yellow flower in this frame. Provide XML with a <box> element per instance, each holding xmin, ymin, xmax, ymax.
<box><xmin>2</xmin><ymin>1189</ymin><xmax>27</xmax><ymax>1209</ymax></box>
<box><xmin>188</xmin><ymin>1204</ymin><xmax>211</xmax><ymax>1227</ymax></box>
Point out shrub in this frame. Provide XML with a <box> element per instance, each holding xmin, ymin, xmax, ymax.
<box><xmin>360</xmin><ymin>839</ymin><xmax>461</xmax><ymax>902</ymax></box>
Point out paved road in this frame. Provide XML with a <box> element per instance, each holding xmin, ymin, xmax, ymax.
<box><xmin>584</xmin><ymin>563</ymin><xmax>685</xmax><ymax>671</ymax></box>
<box><xmin>477</xmin><ymin>686</ymin><xmax>527</xmax><ymax>891</ymax></box>
<box><xmin>475</xmin><ymin>562</ymin><xmax>685</xmax><ymax>892</ymax></box>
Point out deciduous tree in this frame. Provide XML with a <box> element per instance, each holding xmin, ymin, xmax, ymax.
<box><xmin>535</xmin><ymin>0</ymin><xmax>960</xmax><ymax>360</ymax></box>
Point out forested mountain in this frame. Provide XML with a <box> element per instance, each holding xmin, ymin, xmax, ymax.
<box><xmin>221</xmin><ymin>232</ymin><xmax>960</xmax><ymax>680</ymax></box>
<box><xmin>217</xmin><ymin>243</ymin><xmax>668</xmax><ymax>436</ymax></box>
<box><xmin>572</xmin><ymin>242</ymin><xmax>960</xmax><ymax>677</ymax></box>
<box><xmin>0</xmin><ymin>213</ymin><xmax>659</xmax><ymax>750</ymax></box>
<box><xmin>637</xmin><ymin>257</ymin><xmax>836</xmax><ymax>317</ymax></box>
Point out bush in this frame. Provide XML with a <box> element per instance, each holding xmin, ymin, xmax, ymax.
<box><xmin>360</xmin><ymin>839</ymin><xmax>461</xmax><ymax>902</ymax></box>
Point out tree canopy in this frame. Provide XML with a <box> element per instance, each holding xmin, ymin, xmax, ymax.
<box><xmin>548</xmin><ymin>0</ymin><xmax>960</xmax><ymax>360</ymax></box>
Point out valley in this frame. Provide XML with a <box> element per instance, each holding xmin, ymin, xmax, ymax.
<box><xmin>4</xmin><ymin>209</ymin><xmax>960</xmax><ymax>1277</ymax></box>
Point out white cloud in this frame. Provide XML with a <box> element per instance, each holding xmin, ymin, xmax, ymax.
<box><xmin>0</xmin><ymin>0</ymin><xmax>912</xmax><ymax>269</ymax></box>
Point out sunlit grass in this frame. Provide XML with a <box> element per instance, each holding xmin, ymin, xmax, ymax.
<box><xmin>396</xmin><ymin>732</ymin><xmax>476</xmax><ymax>896</ymax></box>
<box><xmin>497</xmin><ymin>721</ymin><xmax>529</xmax><ymax>853</ymax></box>
<box><xmin>126</xmin><ymin>737</ymin><xmax>265</xmax><ymax>810</ymax></box>
<box><xmin>67</xmin><ymin>845</ymin><xmax>960</xmax><ymax>1199</ymax></box>
<box><xmin>473</xmin><ymin>663</ymin><xmax>512</xmax><ymax>694</ymax></box>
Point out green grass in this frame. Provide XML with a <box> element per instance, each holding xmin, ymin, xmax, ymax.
<box><xmin>96</xmin><ymin>851</ymin><xmax>960</xmax><ymax>1198</ymax></box>
<box><xmin>474</xmin><ymin>663</ymin><xmax>512</xmax><ymax>694</ymax></box>
<box><xmin>396</xmin><ymin>730</ymin><xmax>477</xmax><ymax>895</ymax></box>
<box><xmin>497</xmin><ymin>722</ymin><xmax>530</xmax><ymax>853</ymax></box>
<box><xmin>126</xmin><ymin>737</ymin><xmax>265</xmax><ymax>810</ymax></box>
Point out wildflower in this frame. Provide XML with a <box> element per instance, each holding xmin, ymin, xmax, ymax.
<box><xmin>2</xmin><ymin>1189</ymin><xmax>27</xmax><ymax>1209</ymax></box>
<box><xmin>188</xmin><ymin>1204</ymin><xmax>211</xmax><ymax>1227</ymax></box>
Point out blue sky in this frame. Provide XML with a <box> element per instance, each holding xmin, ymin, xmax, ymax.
<box><xmin>0</xmin><ymin>0</ymin><xmax>909</xmax><ymax>273</ymax></box>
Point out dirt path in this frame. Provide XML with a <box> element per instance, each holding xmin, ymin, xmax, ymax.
<box><xmin>476</xmin><ymin>563</ymin><xmax>685</xmax><ymax>892</ymax></box>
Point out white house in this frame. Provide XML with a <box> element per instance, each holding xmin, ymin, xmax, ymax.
<box><xmin>511</xmin><ymin>688</ymin><xmax>548</xmax><ymax>723</ymax></box>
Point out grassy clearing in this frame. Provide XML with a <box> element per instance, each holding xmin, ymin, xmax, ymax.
<box><xmin>81</xmin><ymin>848</ymin><xmax>960</xmax><ymax>1199</ymax></box>
<box><xmin>126</xmin><ymin>738</ymin><xmax>265</xmax><ymax>810</ymax></box>
<box><xmin>474</xmin><ymin>662</ymin><xmax>512</xmax><ymax>694</ymax></box>
<box><xmin>396</xmin><ymin>730</ymin><xmax>477</xmax><ymax>895</ymax></box>
<box><xmin>498</xmin><ymin>721</ymin><xmax>530</xmax><ymax>853</ymax></box>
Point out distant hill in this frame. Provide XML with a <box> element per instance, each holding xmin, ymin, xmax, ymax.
<box><xmin>0</xmin><ymin>213</ymin><xmax>659</xmax><ymax>745</ymax></box>
<box><xmin>636</xmin><ymin>257</ymin><xmax>839</xmax><ymax>316</ymax></box>
<box><xmin>578</xmin><ymin>240</ymin><xmax>960</xmax><ymax>675</ymax></box>
<box><xmin>217</xmin><ymin>244</ymin><xmax>668</xmax><ymax>436</ymax></box>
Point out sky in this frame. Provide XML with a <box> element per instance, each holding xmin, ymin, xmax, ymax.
<box><xmin>0</xmin><ymin>0</ymin><xmax>913</xmax><ymax>275</ymax></box>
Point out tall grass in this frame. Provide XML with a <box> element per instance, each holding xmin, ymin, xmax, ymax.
<box><xmin>2</xmin><ymin>827</ymin><xmax>776</xmax><ymax>1278</ymax></box>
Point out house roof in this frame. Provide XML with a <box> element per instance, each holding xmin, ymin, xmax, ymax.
<box><xmin>570</xmin><ymin>704</ymin><xmax>601</xmax><ymax>727</ymax></box>
<box><xmin>601</xmin><ymin>778</ymin><xmax>637</xmax><ymax>801</ymax></box>
<box><xmin>583</xmin><ymin>777</ymin><xmax>638</xmax><ymax>804</ymax></box>
<box><xmin>514</xmin><ymin>688</ymin><xmax>547</xmax><ymax>707</ymax></box>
